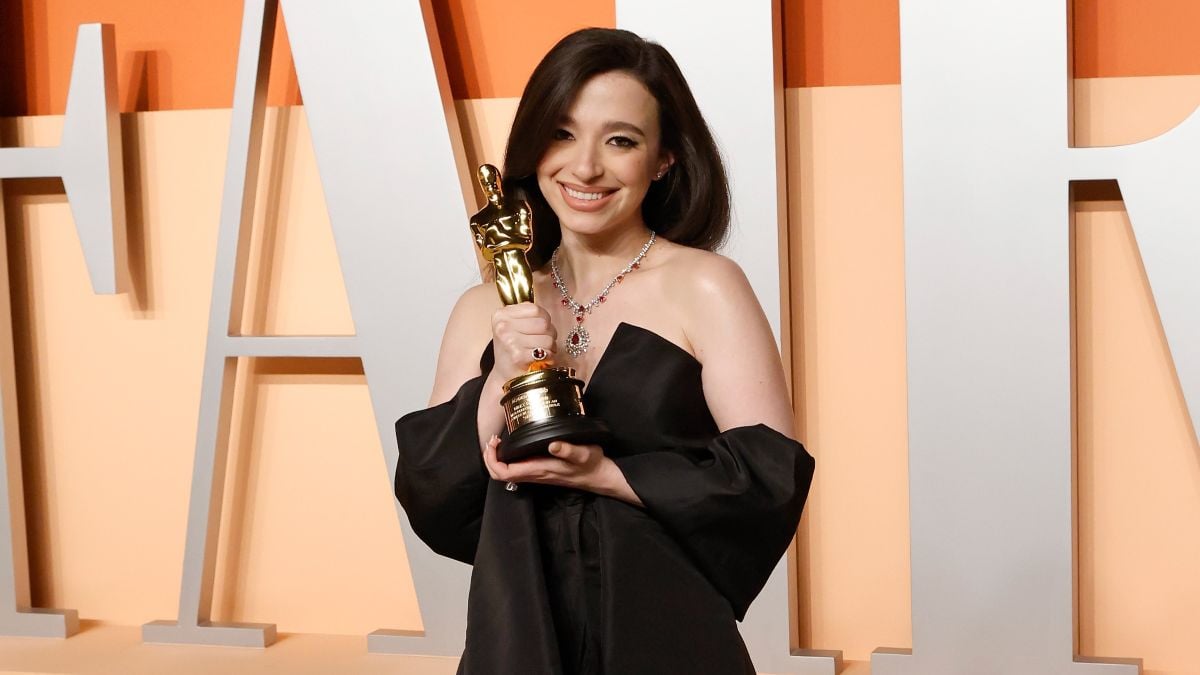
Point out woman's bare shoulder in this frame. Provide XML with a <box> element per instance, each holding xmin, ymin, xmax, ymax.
<box><xmin>658</xmin><ymin>245</ymin><xmax>755</xmax><ymax>307</ymax></box>
<box><xmin>658</xmin><ymin>245</ymin><xmax>769</xmax><ymax>349</ymax></box>
<box><xmin>455</xmin><ymin>280</ymin><xmax>503</xmax><ymax>316</ymax></box>
<box><xmin>655</xmin><ymin>244</ymin><xmax>790</xmax><ymax>433</ymax></box>
<box><xmin>428</xmin><ymin>281</ymin><xmax>501</xmax><ymax>405</ymax></box>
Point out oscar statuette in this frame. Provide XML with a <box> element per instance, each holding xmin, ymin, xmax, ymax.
<box><xmin>470</xmin><ymin>164</ymin><xmax>610</xmax><ymax>462</ymax></box>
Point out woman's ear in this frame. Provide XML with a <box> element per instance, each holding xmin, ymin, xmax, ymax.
<box><xmin>654</xmin><ymin>153</ymin><xmax>676</xmax><ymax>181</ymax></box>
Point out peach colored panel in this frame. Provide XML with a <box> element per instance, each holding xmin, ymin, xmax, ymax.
<box><xmin>233</xmin><ymin>106</ymin><xmax>354</xmax><ymax>337</ymax></box>
<box><xmin>1074</xmin><ymin>0</ymin><xmax>1200</xmax><ymax>79</ymax></box>
<box><xmin>1073</xmin><ymin>75</ymin><xmax>1200</xmax><ymax>146</ymax></box>
<box><xmin>1073</xmin><ymin>74</ymin><xmax>1200</xmax><ymax>675</ymax></box>
<box><xmin>453</xmin><ymin>97</ymin><xmax>519</xmax><ymax>203</ymax></box>
<box><xmin>209</xmin><ymin>366</ymin><xmax>420</xmax><ymax>634</ymax></box>
<box><xmin>430</xmin><ymin>0</ymin><xmax>615</xmax><ymax>99</ymax></box>
<box><xmin>0</xmin><ymin>0</ymin><xmax>300</xmax><ymax>116</ymax></box>
<box><xmin>785</xmin><ymin>84</ymin><xmax>912</xmax><ymax>662</ymax></box>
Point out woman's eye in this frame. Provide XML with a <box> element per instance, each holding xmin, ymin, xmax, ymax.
<box><xmin>608</xmin><ymin>136</ymin><xmax>638</xmax><ymax>148</ymax></box>
<box><xmin>552</xmin><ymin>129</ymin><xmax>573</xmax><ymax>141</ymax></box>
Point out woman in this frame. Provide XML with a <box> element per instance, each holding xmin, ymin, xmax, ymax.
<box><xmin>395</xmin><ymin>28</ymin><xmax>814</xmax><ymax>675</ymax></box>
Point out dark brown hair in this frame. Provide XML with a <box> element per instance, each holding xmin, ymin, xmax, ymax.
<box><xmin>502</xmin><ymin>28</ymin><xmax>730</xmax><ymax>269</ymax></box>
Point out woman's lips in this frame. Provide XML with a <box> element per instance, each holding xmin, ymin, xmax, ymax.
<box><xmin>558</xmin><ymin>182</ymin><xmax>616</xmax><ymax>212</ymax></box>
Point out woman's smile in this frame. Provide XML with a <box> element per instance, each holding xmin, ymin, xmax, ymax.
<box><xmin>559</xmin><ymin>182</ymin><xmax>618</xmax><ymax>211</ymax></box>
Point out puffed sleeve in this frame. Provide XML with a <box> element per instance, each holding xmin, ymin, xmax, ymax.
<box><xmin>393</xmin><ymin>347</ymin><xmax>494</xmax><ymax>565</ymax></box>
<box><xmin>610</xmin><ymin>424</ymin><xmax>814</xmax><ymax>620</ymax></box>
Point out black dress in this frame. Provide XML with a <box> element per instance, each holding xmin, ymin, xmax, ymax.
<box><xmin>394</xmin><ymin>322</ymin><xmax>814</xmax><ymax>675</ymax></box>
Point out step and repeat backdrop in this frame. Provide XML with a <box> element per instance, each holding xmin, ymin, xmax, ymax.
<box><xmin>0</xmin><ymin>1</ymin><xmax>1198</xmax><ymax>673</ymax></box>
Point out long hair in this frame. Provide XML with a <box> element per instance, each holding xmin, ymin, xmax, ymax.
<box><xmin>502</xmin><ymin>28</ymin><xmax>730</xmax><ymax>269</ymax></box>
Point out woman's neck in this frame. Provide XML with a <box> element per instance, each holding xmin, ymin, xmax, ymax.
<box><xmin>554</xmin><ymin>223</ymin><xmax>654</xmax><ymax>299</ymax></box>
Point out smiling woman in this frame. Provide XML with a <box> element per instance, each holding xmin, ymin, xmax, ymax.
<box><xmin>393</xmin><ymin>27</ymin><xmax>814</xmax><ymax>675</ymax></box>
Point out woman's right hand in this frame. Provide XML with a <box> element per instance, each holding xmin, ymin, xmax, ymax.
<box><xmin>490</xmin><ymin>302</ymin><xmax>557</xmax><ymax>382</ymax></box>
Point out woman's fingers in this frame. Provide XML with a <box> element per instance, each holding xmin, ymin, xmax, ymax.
<box><xmin>482</xmin><ymin>435</ymin><xmax>505</xmax><ymax>480</ymax></box>
<box><xmin>501</xmin><ymin>334</ymin><xmax>557</xmax><ymax>362</ymax></box>
<box><xmin>548</xmin><ymin>441</ymin><xmax>580</xmax><ymax>464</ymax></box>
<box><xmin>488</xmin><ymin>441</ymin><xmax>606</xmax><ymax>489</ymax></box>
<box><xmin>492</xmin><ymin>303</ymin><xmax>557</xmax><ymax>339</ymax></box>
<box><xmin>548</xmin><ymin>441</ymin><xmax>604</xmax><ymax>464</ymax></box>
<box><xmin>491</xmin><ymin>303</ymin><xmax>559</xmax><ymax>378</ymax></box>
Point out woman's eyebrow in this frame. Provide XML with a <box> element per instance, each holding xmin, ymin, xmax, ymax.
<box><xmin>603</xmin><ymin>121</ymin><xmax>646</xmax><ymax>136</ymax></box>
<box><xmin>558</xmin><ymin>115</ymin><xmax>646</xmax><ymax>137</ymax></box>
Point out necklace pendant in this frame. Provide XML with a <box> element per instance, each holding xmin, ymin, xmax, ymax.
<box><xmin>565</xmin><ymin>325</ymin><xmax>590</xmax><ymax>357</ymax></box>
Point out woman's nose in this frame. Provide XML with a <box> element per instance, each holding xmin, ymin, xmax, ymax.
<box><xmin>569</xmin><ymin>143</ymin><xmax>603</xmax><ymax>182</ymax></box>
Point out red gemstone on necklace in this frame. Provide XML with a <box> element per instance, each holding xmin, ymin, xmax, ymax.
<box><xmin>632</xmin><ymin>262</ymin><xmax>639</xmax><ymax>269</ymax></box>
<box><xmin>571</xmin><ymin>333</ymin><xmax>580</xmax><ymax>345</ymax></box>
<box><xmin>576</xmin><ymin>315</ymin><xmax>584</xmax><ymax>323</ymax></box>
<box><xmin>561</xmin><ymin>298</ymin><xmax>568</xmax><ymax>306</ymax></box>
<box><xmin>598</xmin><ymin>296</ymin><xmax>606</xmax><ymax>303</ymax></box>
<box><xmin>616</xmin><ymin>274</ymin><xmax>625</xmax><ymax>282</ymax></box>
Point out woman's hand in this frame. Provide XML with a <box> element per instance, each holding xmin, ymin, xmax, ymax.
<box><xmin>490</xmin><ymin>303</ymin><xmax>557</xmax><ymax>382</ymax></box>
<box><xmin>483</xmin><ymin>436</ymin><xmax>644</xmax><ymax>507</ymax></box>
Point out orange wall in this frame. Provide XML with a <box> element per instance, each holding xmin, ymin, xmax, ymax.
<box><xmin>6</xmin><ymin>1</ymin><xmax>1200</xmax><ymax>116</ymax></box>
<box><xmin>782</xmin><ymin>0</ymin><xmax>899</xmax><ymax>87</ymax></box>
<box><xmin>0</xmin><ymin>0</ymin><xmax>302</xmax><ymax>115</ymax></box>
<box><xmin>1073</xmin><ymin>0</ymin><xmax>1200</xmax><ymax>78</ymax></box>
<box><xmin>431</xmin><ymin>0</ymin><xmax>614</xmax><ymax>99</ymax></box>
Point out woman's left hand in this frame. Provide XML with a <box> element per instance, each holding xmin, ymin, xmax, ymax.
<box><xmin>483</xmin><ymin>436</ymin><xmax>643</xmax><ymax>506</ymax></box>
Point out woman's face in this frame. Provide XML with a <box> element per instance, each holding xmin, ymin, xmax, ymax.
<box><xmin>537</xmin><ymin>71</ymin><xmax>671</xmax><ymax>240</ymax></box>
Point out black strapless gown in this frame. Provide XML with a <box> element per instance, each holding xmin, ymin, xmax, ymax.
<box><xmin>394</xmin><ymin>322</ymin><xmax>814</xmax><ymax>675</ymax></box>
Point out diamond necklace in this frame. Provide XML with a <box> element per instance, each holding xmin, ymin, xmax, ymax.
<box><xmin>550</xmin><ymin>232</ymin><xmax>656</xmax><ymax>358</ymax></box>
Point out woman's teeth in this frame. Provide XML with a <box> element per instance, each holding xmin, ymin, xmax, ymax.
<box><xmin>565</xmin><ymin>186</ymin><xmax>609</xmax><ymax>201</ymax></box>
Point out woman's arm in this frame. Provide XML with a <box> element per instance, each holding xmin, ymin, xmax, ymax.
<box><xmin>394</xmin><ymin>283</ymin><xmax>498</xmax><ymax>564</ymax></box>
<box><xmin>428</xmin><ymin>283</ymin><xmax>496</xmax><ymax>406</ymax></box>
<box><xmin>426</xmin><ymin>283</ymin><xmax>510</xmax><ymax>451</ymax></box>
<box><xmin>681</xmin><ymin>253</ymin><xmax>795</xmax><ymax>437</ymax></box>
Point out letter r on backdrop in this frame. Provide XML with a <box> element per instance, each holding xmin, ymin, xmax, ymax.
<box><xmin>879</xmin><ymin>1</ymin><xmax>1195</xmax><ymax>672</ymax></box>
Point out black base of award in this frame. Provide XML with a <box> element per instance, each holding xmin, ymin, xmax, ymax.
<box><xmin>497</xmin><ymin>365</ymin><xmax>609</xmax><ymax>463</ymax></box>
<box><xmin>498</xmin><ymin>416</ymin><xmax>611</xmax><ymax>463</ymax></box>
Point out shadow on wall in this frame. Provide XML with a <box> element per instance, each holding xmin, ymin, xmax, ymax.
<box><xmin>125</xmin><ymin>50</ymin><xmax>168</xmax><ymax>113</ymax></box>
<box><xmin>0</xmin><ymin>0</ymin><xmax>29</xmax><ymax>117</ymax></box>
<box><xmin>1</xmin><ymin>174</ymin><xmax>65</xmax><ymax>610</ymax></box>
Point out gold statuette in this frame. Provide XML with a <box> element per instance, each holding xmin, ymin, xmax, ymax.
<box><xmin>470</xmin><ymin>164</ymin><xmax>609</xmax><ymax>463</ymax></box>
<box><xmin>470</xmin><ymin>164</ymin><xmax>534</xmax><ymax>305</ymax></box>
